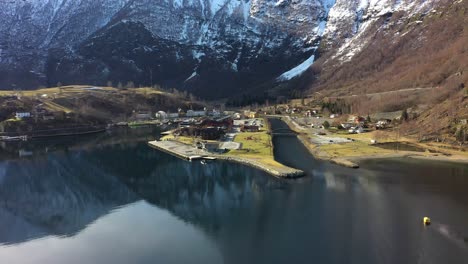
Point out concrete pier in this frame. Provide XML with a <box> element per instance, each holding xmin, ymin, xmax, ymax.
<box><xmin>148</xmin><ymin>140</ymin><xmax>304</xmax><ymax>178</ymax></box>
<box><xmin>148</xmin><ymin>140</ymin><xmax>209</xmax><ymax>160</ymax></box>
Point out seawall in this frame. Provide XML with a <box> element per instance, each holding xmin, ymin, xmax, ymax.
<box><xmin>148</xmin><ymin>140</ymin><xmax>304</xmax><ymax>178</ymax></box>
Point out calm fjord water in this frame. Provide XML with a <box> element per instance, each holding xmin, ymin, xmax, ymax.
<box><xmin>0</xmin><ymin>122</ymin><xmax>467</xmax><ymax>264</ymax></box>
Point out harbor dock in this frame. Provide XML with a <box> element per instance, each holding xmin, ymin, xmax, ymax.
<box><xmin>148</xmin><ymin>140</ymin><xmax>304</xmax><ymax>178</ymax></box>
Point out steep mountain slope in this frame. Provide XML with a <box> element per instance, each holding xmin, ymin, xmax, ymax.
<box><xmin>0</xmin><ymin>0</ymin><xmax>464</xmax><ymax>100</ymax></box>
<box><xmin>0</xmin><ymin>0</ymin><xmax>329</xmax><ymax>98</ymax></box>
<box><xmin>306</xmin><ymin>0</ymin><xmax>467</xmax><ymax>97</ymax></box>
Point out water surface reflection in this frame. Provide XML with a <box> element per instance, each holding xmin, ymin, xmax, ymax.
<box><xmin>0</xmin><ymin>123</ymin><xmax>467</xmax><ymax>263</ymax></box>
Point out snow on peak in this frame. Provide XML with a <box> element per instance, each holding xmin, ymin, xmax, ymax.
<box><xmin>274</xmin><ymin>0</ymin><xmax>288</xmax><ymax>7</ymax></box>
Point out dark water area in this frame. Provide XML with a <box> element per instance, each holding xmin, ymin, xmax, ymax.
<box><xmin>0</xmin><ymin>119</ymin><xmax>467</xmax><ymax>263</ymax></box>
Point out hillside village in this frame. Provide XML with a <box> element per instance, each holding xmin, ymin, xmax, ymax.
<box><xmin>0</xmin><ymin>86</ymin><xmax>202</xmax><ymax>139</ymax></box>
<box><xmin>1</xmin><ymin>84</ymin><xmax>466</xmax><ymax>159</ymax></box>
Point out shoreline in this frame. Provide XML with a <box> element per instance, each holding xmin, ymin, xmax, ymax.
<box><xmin>0</xmin><ymin>127</ymin><xmax>107</xmax><ymax>141</ymax></box>
<box><xmin>349</xmin><ymin>152</ymin><xmax>468</xmax><ymax>165</ymax></box>
<box><xmin>147</xmin><ymin>140</ymin><xmax>305</xmax><ymax>178</ymax></box>
<box><xmin>295</xmin><ymin>131</ymin><xmax>360</xmax><ymax>168</ymax></box>
<box><xmin>276</xmin><ymin>116</ymin><xmax>361</xmax><ymax>168</ymax></box>
<box><xmin>276</xmin><ymin>115</ymin><xmax>468</xmax><ymax>168</ymax></box>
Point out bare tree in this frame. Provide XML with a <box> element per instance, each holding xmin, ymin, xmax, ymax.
<box><xmin>126</xmin><ymin>81</ymin><xmax>135</xmax><ymax>89</ymax></box>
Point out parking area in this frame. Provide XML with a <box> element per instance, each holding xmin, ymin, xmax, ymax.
<box><xmin>289</xmin><ymin>116</ymin><xmax>354</xmax><ymax>145</ymax></box>
<box><xmin>310</xmin><ymin>135</ymin><xmax>353</xmax><ymax>145</ymax></box>
<box><xmin>293</xmin><ymin>116</ymin><xmax>334</xmax><ymax>129</ymax></box>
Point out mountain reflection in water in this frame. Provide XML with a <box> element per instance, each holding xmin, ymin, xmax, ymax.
<box><xmin>0</xmin><ymin>122</ymin><xmax>466</xmax><ymax>264</ymax></box>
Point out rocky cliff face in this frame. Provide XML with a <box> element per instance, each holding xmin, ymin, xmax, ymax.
<box><xmin>0</xmin><ymin>0</ymin><xmax>327</xmax><ymax>98</ymax></box>
<box><xmin>311</xmin><ymin>0</ymin><xmax>466</xmax><ymax>97</ymax></box>
<box><xmin>0</xmin><ymin>0</ymin><xmax>462</xmax><ymax>99</ymax></box>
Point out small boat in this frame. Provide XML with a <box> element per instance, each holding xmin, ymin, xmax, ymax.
<box><xmin>423</xmin><ymin>217</ymin><xmax>431</xmax><ymax>226</ymax></box>
<box><xmin>200</xmin><ymin>160</ymin><xmax>207</xmax><ymax>165</ymax></box>
<box><xmin>188</xmin><ymin>155</ymin><xmax>202</xmax><ymax>161</ymax></box>
<box><xmin>203</xmin><ymin>156</ymin><xmax>217</xmax><ymax>160</ymax></box>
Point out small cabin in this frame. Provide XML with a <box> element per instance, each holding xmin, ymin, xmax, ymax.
<box><xmin>15</xmin><ymin>112</ymin><xmax>31</xmax><ymax>119</ymax></box>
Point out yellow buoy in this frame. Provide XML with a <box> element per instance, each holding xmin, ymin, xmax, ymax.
<box><xmin>423</xmin><ymin>217</ymin><xmax>431</xmax><ymax>226</ymax></box>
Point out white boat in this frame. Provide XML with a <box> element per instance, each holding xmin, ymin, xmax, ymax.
<box><xmin>188</xmin><ymin>155</ymin><xmax>202</xmax><ymax>161</ymax></box>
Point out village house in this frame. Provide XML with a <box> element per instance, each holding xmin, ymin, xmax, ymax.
<box><xmin>341</xmin><ymin>123</ymin><xmax>355</xmax><ymax>129</ymax></box>
<box><xmin>197</xmin><ymin>118</ymin><xmax>231</xmax><ymax>129</ymax></box>
<box><xmin>155</xmin><ymin>111</ymin><xmax>168</xmax><ymax>120</ymax></box>
<box><xmin>15</xmin><ymin>112</ymin><xmax>31</xmax><ymax>119</ymax></box>
<box><xmin>179</xmin><ymin>119</ymin><xmax>194</xmax><ymax>128</ymax></box>
<box><xmin>348</xmin><ymin>115</ymin><xmax>366</xmax><ymax>124</ymax></box>
<box><xmin>186</xmin><ymin>110</ymin><xmax>206</xmax><ymax>117</ymax></box>
<box><xmin>244</xmin><ymin>111</ymin><xmax>258</xmax><ymax>119</ymax></box>
<box><xmin>176</xmin><ymin>116</ymin><xmax>233</xmax><ymax>140</ymax></box>
<box><xmin>167</xmin><ymin>112</ymin><xmax>179</xmax><ymax>119</ymax></box>
<box><xmin>209</xmin><ymin>109</ymin><xmax>221</xmax><ymax>117</ymax></box>
<box><xmin>179</xmin><ymin>126</ymin><xmax>225</xmax><ymax>140</ymax></box>
<box><xmin>376</xmin><ymin>119</ymin><xmax>392</xmax><ymax>129</ymax></box>
<box><xmin>348</xmin><ymin>126</ymin><xmax>364</xmax><ymax>134</ymax></box>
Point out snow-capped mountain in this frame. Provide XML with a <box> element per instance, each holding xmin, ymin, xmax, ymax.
<box><xmin>0</xmin><ymin>0</ymin><xmax>460</xmax><ymax>98</ymax></box>
<box><xmin>323</xmin><ymin>0</ymin><xmax>443</xmax><ymax>62</ymax></box>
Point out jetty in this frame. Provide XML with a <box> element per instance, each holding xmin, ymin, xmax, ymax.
<box><xmin>148</xmin><ymin>140</ymin><xmax>304</xmax><ymax>178</ymax></box>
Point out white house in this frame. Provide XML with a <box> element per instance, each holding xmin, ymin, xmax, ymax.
<box><xmin>348</xmin><ymin>126</ymin><xmax>364</xmax><ymax>134</ymax></box>
<box><xmin>341</xmin><ymin>123</ymin><xmax>354</xmax><ymax>129</ymax></box>
<box><xmin>155</xmin><ymin>111</ymin><xmax>168</xmax><ymax>119</ymax></box>
<box><xmin>167</xmin><ymin>113</ymin><xmax>179</xmax><ymax>119</ymax></box>
<box><xmin>376</xmin><ymin>119</ymin><xmax>391</xmax><ymax>129</ymax></box>
<box><xmin>186</xmin><ymin>110</ymin><xmax>206</xmax><ymax>117</ymax></box>
<box><xmin>15</xmin><ymin>112</ymin><xmax>31</xmax><ymax>119</ymax></box>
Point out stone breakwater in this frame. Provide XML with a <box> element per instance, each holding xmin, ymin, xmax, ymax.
<box><xmin>214</xmin><ymin>156</ymin><xmax>304</xmax><ymax>178</ymax></box>
<box><xmin>148</xmin><ymin>140</ymin><xmax>304</xmax><ymax>178</ymax></box>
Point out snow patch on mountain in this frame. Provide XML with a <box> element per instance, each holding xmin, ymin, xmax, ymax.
<box><xmin>0</xmin><ymin>0</ymin><xmax>450</xmax><ymax>95</ymax></box>
<box><xmin>277</xmin><ymin>54</ymin><xmax>315</xmax><ymax>81</ymax></box>
<box><xmin>324</xmin><ymin>0</ymin><xmax>441</xmax><ymax>63</ymax></box>
<box><xmin>185</xmin><ymin>71</ymin><xmax>198</xmax><ymax>82</ymax></box>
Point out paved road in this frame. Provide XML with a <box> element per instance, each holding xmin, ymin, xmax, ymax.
<box><xmin>326</xmin><ymin>87</ymin><xmax>436</xmax><ymax>99</ymax></box>
<box><xmin>289</xmin><ymin>116</ymin><xmax>353</xmax><ymax>145</ymax></box>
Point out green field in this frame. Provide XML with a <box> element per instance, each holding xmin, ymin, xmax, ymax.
<box><xmin>226</xmin><ymin>122</ymin><xmax>289</xmax><ymax>169</ymax></box>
